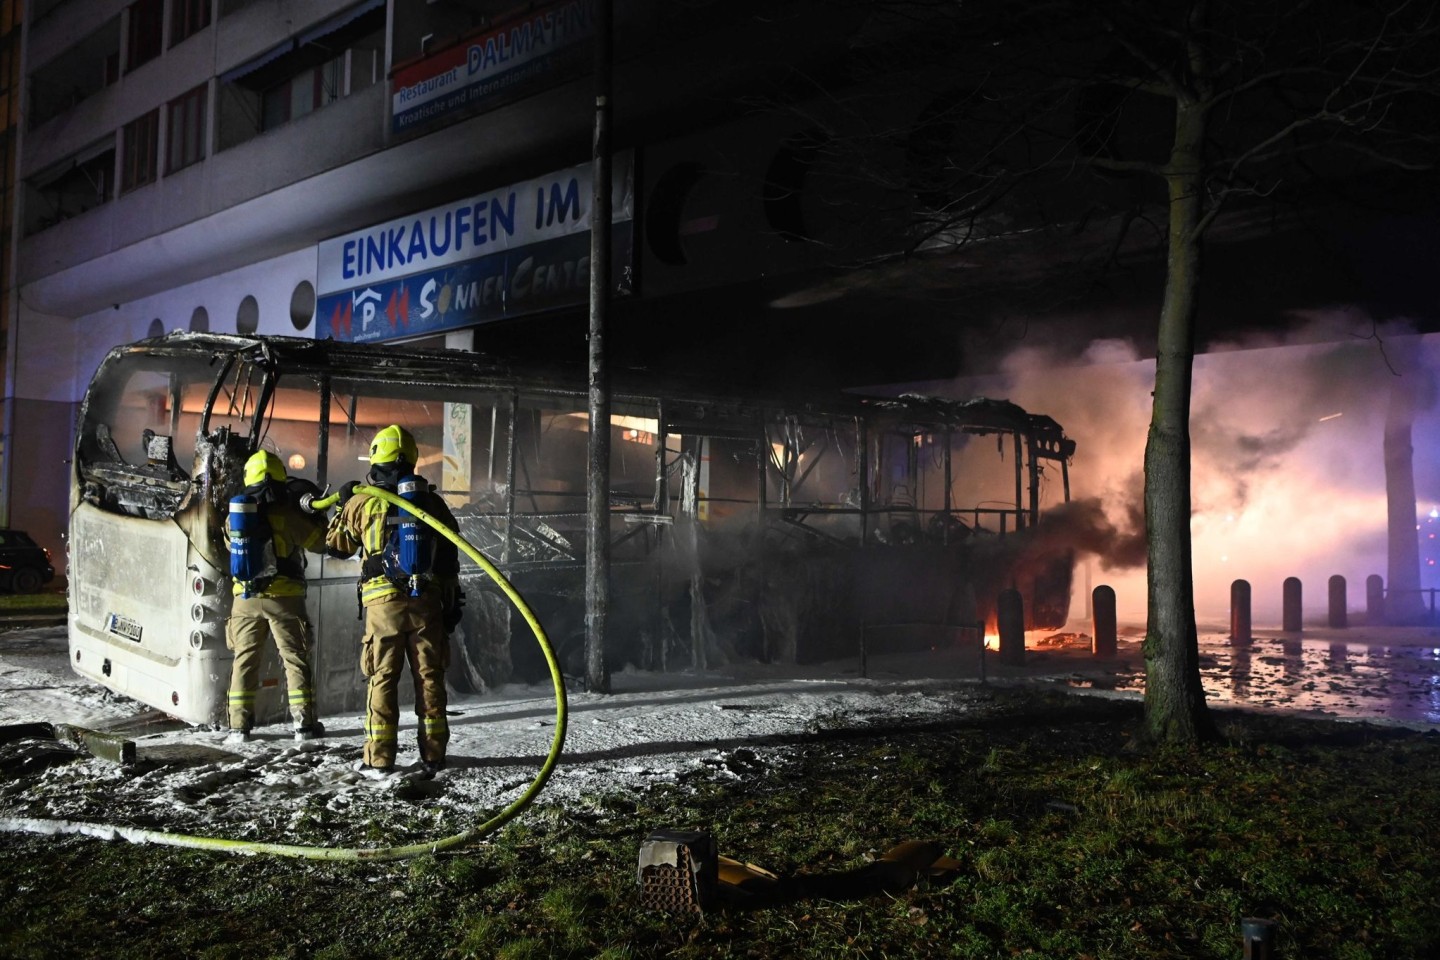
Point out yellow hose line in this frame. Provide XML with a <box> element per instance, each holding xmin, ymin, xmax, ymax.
<box><xmin>308</xmin><ymin>491</ymin><xmax>342</xmax><ymax>512</ymax></box>
<box><xmin>1</xmin><ymin>484</ymin><xmax>567</xmax><ymax>861</ymax></box>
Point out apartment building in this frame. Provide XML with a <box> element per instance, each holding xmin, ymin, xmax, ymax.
<box><xmin>6</xmin><ymin>0</ymin><xmax>913</xmax><ymax>575</ymax></box>
<box><xmin>0</xmin><ymin>1</ymin><xmax>20</xmax><ymax>529</ymax></box>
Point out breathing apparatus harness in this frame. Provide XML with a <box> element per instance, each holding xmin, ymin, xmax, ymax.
<box><xmin>359</xmin><ymin>473</ymin><xmax>437</xmax><ymax>598</ymax></box>
<box><xmin>227</xmin><ymin>480</ymin><xmax>305</xmax><ymax>598</ymax></box>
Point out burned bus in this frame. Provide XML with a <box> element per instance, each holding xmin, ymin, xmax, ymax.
<box><xmin>69</xmin><ymin>332</ymin><xmax>1076</xmax><ymax>727</ymax></box>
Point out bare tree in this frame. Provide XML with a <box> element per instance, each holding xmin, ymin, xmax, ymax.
<box><xmin>764</xmin><ymin>0</ymin><xmax>1440</xmax><ymax>744</ymax></box>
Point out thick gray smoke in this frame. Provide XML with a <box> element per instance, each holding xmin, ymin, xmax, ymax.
<box><xmin>1024</xmin><ymin>495</ymin><xmax>1148</xmax><ymax>571</ymax></box>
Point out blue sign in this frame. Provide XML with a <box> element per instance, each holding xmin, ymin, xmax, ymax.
<box><xmin>317</xmin><ymin>223</ymin><xmax>632</xmax><ymax>342</ymax></box>
<box><xmin>316</xmin><ymin>154</ymin><xmax>634</xmax><ymax>343</ymax></box>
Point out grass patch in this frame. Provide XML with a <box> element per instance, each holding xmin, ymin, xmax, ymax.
<box><xmin>0</xmin><ymin>590</ymin><xmax>66</xmax><ymax>613</ymax></box>
<box><xmin>1</xmin><ymin>690</ymin><xmax>1437</xmax><ymax>958</ymax></box>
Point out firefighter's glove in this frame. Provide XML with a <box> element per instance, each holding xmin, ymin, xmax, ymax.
<box><xmin>444</xmin><ymin>590</ymin><xmax>466</xmax><ymax>634</ymax></box>
<box><xmin>338</xmin><ymin>480</ymin><xmax>360</xmax><ymax>505</ymax></box>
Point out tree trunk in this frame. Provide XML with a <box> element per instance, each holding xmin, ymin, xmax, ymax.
<box><xmin>1384</xmin><ymin>378</ymin><xmax>1427</xmax><ymax>624</ymax></box>
<box><xmin>1140</xmin><ymin>98</ymin><xmax>1216</xmax><ymax>746</ymax></box>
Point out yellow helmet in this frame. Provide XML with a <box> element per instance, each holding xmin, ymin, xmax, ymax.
<box><xmin>244</xmin><ymin>450</ymin><xmax>286</xmax><ymax>486</ymax></box>
<box><xmin>369</xmin><ymin>424</ymin><xmax>417</xmax><ymax>466</ymax></box>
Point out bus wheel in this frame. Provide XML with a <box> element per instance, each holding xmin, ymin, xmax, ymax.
<box><xmin>11</xmin><ymin>568</ymin><xmax>41</xmax><ymax>593</ymax></box>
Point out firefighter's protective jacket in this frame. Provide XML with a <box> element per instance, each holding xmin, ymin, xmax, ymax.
<box><xmin>325</xmin><ymin>484</ymin><xmax>461</xmax><ymax>605</ymax></box>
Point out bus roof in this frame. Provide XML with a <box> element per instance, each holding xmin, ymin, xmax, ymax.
<box><xmin>112</xmin><ymin>331</ymin><xmax>1071</xmax><ymax>445</ymax></box>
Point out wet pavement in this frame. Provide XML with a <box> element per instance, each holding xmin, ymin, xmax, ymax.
<box><xmin>1196</xmin><ymin>631</ymin><xmax>1440</xmax><ymax>726</ymax></box>
<box><xmin>4</xmin><ymin>621</ymin><xmax>1440</xmax><ymax>733</ymax></box>
<box><xmin>1060</xmin><ymin>626</ymin><xmax>1440</xmax><ymax>729</ymax></box>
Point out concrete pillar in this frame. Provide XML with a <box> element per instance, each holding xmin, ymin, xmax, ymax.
<box><xmin>1230</xmin><ymin>579</ymin><xmax>1252</xmax><ymax>644</ymax></box>
<box><xmin>1366</xmin><ymin>574</ymin><xmax>1385</xmax><ymax>625</ymax></box>
<box><xmin>997</xmin><ymin>588</ymin><xmax>1025</xmax><ymax>666</ymax></box>
<box><xmin>1282</xmin><ymin>577</ymin><xmax>1303</xmax><ymax>632</ymax></box>
<box><xmin>1328</xmin><ymin>575</ymin><xmax>1348</xmax><ymax>628</ymax></box>
<box><xmin>1091</xmin><ymin>585</ymin><xmax>1116</xmax><ymax>657</ymax></box>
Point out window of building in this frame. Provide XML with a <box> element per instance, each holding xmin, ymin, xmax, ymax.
<box><xmin>24</xmin><ymin>140</ymin><xmax>116</xmax><ymax>235</ymax></box>
<box><xmin>216</xmin><ymin>2</ymin><xmax>384</xmax><ymax>151</ymax></box>
<box><xmin>237</xmin><ymin>295</ymin><xmax>260</xmax><ymax>334</ymax></box>
<box><xmin>166</xmin><ymin>85</ymin><xmax>207</xmax><ymax>174</ymax></box>
<box><xmin>126</xmin><ymin>0</ymin><xmax>164</xmax><ymax>72</ymax></box>
<box><xmin>290</xmin><ymin>281</ymin><xmax>315</xmax><ymax>330</ymax></box>
<box><xmin>261</xmin><ymin>54</ymin><xmax>342</xmax><ymax>130</ymax></box>
<box><xmin>27</xmin><ymin>17</ymin><xmax>121</xmax><ymax>129</ymax></box>
<box><xmin>171</xmin><ymin>0</ymin><xmax>212</xmax><ymax>47</ymax></box>
<box><xmin>121</xmin><ymin>109</ymin><xmax>160</xmax><ymax>194</ymax></box>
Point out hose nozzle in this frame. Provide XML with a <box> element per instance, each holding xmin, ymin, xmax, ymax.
<box><xmin>301</xmin><ymin>491</ymin><xmax>341</xmax><ymax>514</ymax></box>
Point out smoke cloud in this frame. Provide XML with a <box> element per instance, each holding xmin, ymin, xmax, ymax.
<box><xmin>1024</xmin><ymin>496</ymin><xmax>1148</xmax><ymax>571</ymax></box>
<box><xmin>931</xmin><ymin>314</ymin><xmax>1440</xmax><ymax>627</ymax></box>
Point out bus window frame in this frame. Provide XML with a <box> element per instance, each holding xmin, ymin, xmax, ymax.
<box><xmin>202</xmin><ymin>351</ymin><xmax>279</xmax><ymax>447</ymax></box>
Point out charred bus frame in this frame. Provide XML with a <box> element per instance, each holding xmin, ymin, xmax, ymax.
<box><xmin>69</xmin><ymin>332</ymin><xmax>1076</xmax><ymax>725</ymax></box>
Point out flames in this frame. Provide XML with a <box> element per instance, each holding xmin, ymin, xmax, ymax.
<box><xmin>977</xmin><ymin>629</ymin><xmax>1092</xmax><ymax>653</ymax></box>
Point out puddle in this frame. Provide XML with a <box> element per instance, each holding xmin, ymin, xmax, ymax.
<box><xmin>1083</xmin><ymin>632</ymin><xmax>1440</xmax><ymax>725</ymax></box>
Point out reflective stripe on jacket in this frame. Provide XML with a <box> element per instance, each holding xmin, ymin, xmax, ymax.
<box><xmin>327</xmin><ymin>493</ymin><xmax>400</xmax><ymax>603</ymax></box>
<box><xmin>326</xmin><ymin>489</ymin><xmax>460</xmax><ymax>606</ymax></box>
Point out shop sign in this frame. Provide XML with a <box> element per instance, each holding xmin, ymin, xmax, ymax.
<box><xmin>316</xmin><ymin>153</ymin><xmax>633</xmax><ymax>343</ymax></box>
<box><xmin>391</xmin><ymin>0</ymin><xmax>595</xmax><ymax>135</ymax></box>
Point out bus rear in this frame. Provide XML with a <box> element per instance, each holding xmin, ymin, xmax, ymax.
<box><xmin>69</xmin><ymin>336</ymin><xmax>266</xmax><ymax>726</ymax></box>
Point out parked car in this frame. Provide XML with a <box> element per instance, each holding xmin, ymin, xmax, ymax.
<box><xmin>0</xmin><ymin>529</ymin><xmax>56</xmax><ymax>593</ymax></box>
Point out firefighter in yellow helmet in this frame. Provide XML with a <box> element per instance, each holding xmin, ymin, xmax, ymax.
<box><xmin>325</xmin><ymin>425</ymin><xmax>461</xmax><ymax>775</ymax></box>
<box><xmin>224</xmin><ymin>450</ymin><xmax>327</xmax><ymax>744</ymax></box>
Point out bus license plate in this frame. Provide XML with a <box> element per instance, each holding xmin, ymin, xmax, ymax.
<box><xmin>106</xmin><ymin>613</ymin><xmax>143</xmax><ymax>642</ymax></box>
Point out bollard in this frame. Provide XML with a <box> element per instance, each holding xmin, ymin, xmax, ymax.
<box><xmin>1366</xmin><ymin>574</ymin><xmax>1385</xmax><ymax>625</ymax></box>
<box><xmin>1241</xmin><ymin>917</ymin><xmax>1278</xmax><ymax>959</ymax></box>
<box><xmin>971</xmin><ymin>621</ymin><xmax>987</xmax><ymax>684</ymax></box>
<box><xmin>1091</xmin><ymin>585</ymin><xmax>1116</xmax><ymax>657</ymax></box>
<box><xmin>1327</xmin><ymin>575</ymin><xmax>1347</xmax><ymax>628</ymax></box>
<box><xmin>1282</xmin><ymin>577</ymin><xmax>1302</xmax><ymax>632</ymax></box>
<box><xmin>996</xmin><ymin>588</ymin><xmax>1025</xmax><ymax>666</ymax></box>
<box><xmin>1230</xmin><ymin>579</ymin><xmax>1252</xmax><ymax>644</ymax></box>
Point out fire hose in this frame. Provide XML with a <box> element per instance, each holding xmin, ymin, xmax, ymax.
<box><xmin>0</xmin><ymin>485</ymin><xmax>568</xmax><ymax>861</ymax></box>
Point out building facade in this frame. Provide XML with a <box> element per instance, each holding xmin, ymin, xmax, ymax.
<box><xmin>1</xmin><ymin>0</ymin><xmax>22</xmax><ymax>529</ymax></box>
<box><xmin>9</xmin><ymin>0</ymin><xmax>907</xmax><ymax>576</ymax></box>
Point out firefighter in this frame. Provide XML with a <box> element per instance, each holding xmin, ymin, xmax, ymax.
<box><xmin>325</xmin><ymin>424</ymin><xmax>461</xmax><ymax>775</ymax></box>
<box><xmin>224</xmin><ymin>450</ymin><xmax>327</xmax><ymax>743</ymax></box>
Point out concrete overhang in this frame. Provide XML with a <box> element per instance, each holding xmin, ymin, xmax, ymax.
<box><xmin>18</xmin><ymin>79</ymin><xmax>592</xmax><ymax>319</ymax></box>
